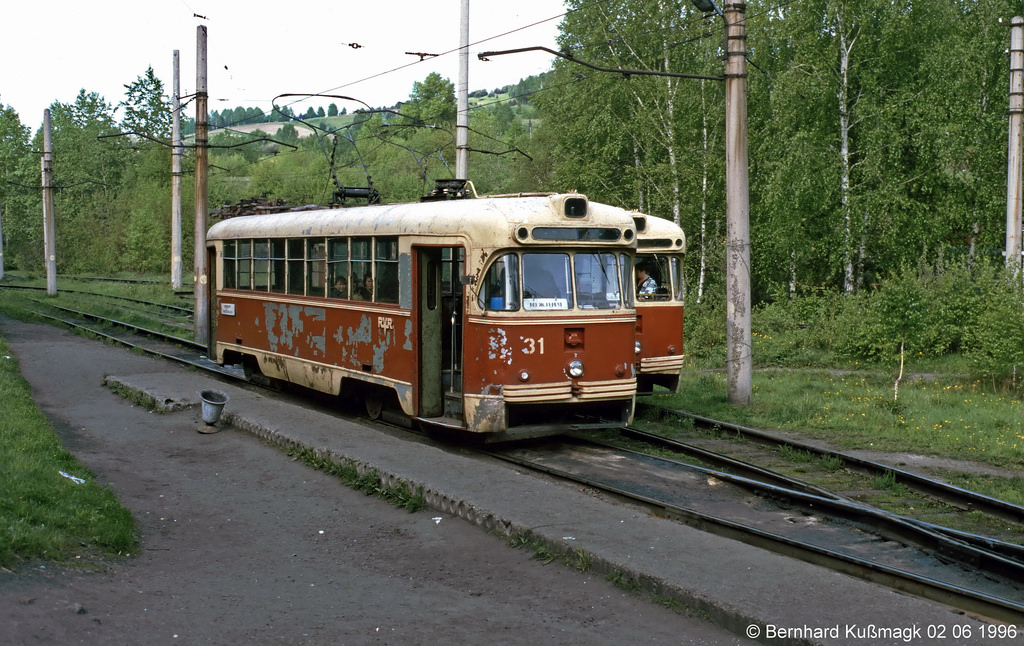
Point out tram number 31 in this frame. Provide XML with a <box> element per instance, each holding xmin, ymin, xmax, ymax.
<box><xmin>522</xmin><ymin>337</ymin><xmax>545</xmax><ymax>355</ymax></box>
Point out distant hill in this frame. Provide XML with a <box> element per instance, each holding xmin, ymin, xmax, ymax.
<box><xmin>197</xmin><ymin>73</ymin><xmax>550</xmax><ymax>137</ymax></box>
<box><xmin>212</xmin><ymin>115</ymin><xmax>356</xmax><ymax>137</ymax></box>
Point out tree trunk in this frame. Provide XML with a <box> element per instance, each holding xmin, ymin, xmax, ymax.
<box><xmin>838</xmin><ymin>9</ymin><xmax>856</xmax><ymax>293</ymax></box>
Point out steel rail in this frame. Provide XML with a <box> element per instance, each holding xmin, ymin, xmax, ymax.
<box><xmin>31</xmin><ymin>311</ymin><xmax>240</xmax><ymax>380</ymax></box>
<box><xmin>484</xmin><ymin>444</ymin><xmax>1024</xmax><ymax>624</ymax></box>
<box><xmin>618</xmin><ymin>426</ymin><xmax>1024</xmax><ymax>565</ymax></box>
<box><xmin>34</xmin><ymin>301</ymin><xmax>204</xmax><ymax>352</ymax></box>
<box><xmin>648</xmin><ymin>406</ymin><xmax>1024</xmax><ymax>525</ymax></box>
<box><xmin>2</xmin><ymin>283</ymin><xmax>194</xmax><ymax>315</ymax></box>
<box><xmin>591</xmin><ymin>435</ymin><xmax>1024</xmax><ymax>578</ymax></box>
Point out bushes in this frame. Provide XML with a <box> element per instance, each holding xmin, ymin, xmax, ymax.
<box><xmin>967</xmin><ymin>272</ymin><xmax>1024</xmax><ymax>388</ymax></box>
<box><xmin>686</xmin><ymin>258</ymin><xmax>1024</xmax><ymax>391</ymax></box>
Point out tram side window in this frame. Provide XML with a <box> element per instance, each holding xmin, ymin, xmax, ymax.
<box><xmin>653</xmin><ymin>256</ymin><xmax>672</xmax><ymax>301</ymax></box>
<box><xmin>522</xmin><ymin>253</ymin><xmax>571</xmax><ymax>311</ymax></box>
<box><xmin>236</xmin><ymin>240</ymin><xmax>252</xmax><ymax>290</ymax></box>
<box><xmin>270</xmin><ymin>239</ymin><xmax>286</xmax><ymax>293</ymax></box>
<box><xmin>620</xmin><ymin>253</ymin><xmax>635</xmax><ymax>308</ymax></box>
<box><xmin>351</xmin><ymin>237</ymin><xmax>372</xmax><ymax>300</ymax></box>
<box><xmin>307</xmin><ymin>240</ymin><xmax>326</xmax><ymax>297</ymax></box>
<box><xmin>374</xmin><ymin>237</ymin><xmax>399</xmax><ymax>304</ymax></box>
<box><xmin>223</xmin><ymin>241</ymin><xmax>237</xmax><ymax>289</ymax></box>
<box><xmin>287</xmin><ymin>239</ymin><xmax>305</xmax><ymax>295</ymax></box>
<box><xmin>479</xmin><ymin>253</ymin><xmax>521</xmax><ymax>311</ymax></box>
<box><xmin>670</xmin><ymin>256</ymin><xmax>685</xmax><ymax>301</ymax></box>
<box><xmin>574</xmin><ymin>252</ymin><xmax>621</xmax><ymax>309</ymax></box>
<box><xmin>328</xmin><ymin>238</ymin><xmax>349</xmax><ymax>298</ymax></box>
<box><xmin>253</xmin><ymin>240</ymin><xmax>270</xmax><ymax>291</ymax></box>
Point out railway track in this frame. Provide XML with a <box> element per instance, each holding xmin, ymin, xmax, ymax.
<box><xmin>25</xmin><ymin>299</ymin><xmax>241</xmax><ymax>380</ymax></box>
<box><xmin>12</xmin><ymin>295</ymin><xmax>1024</xmax><ymax>623</ymax></box>
<box><xmin>486</xmin><ymin>435</ymin><xmax>1024</xmax><ymax>624</ymax></box>
<box><xmin>629</xmin><ymin>407</ymin><xmax>1024</xmax><ymax>541</ymax></box>
<box><xmin>2</xmin><ymin>282</ymin><xmax>193</xmax><ymax>313</ymax></box>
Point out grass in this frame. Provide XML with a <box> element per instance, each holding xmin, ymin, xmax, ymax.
<box><xmin>0</xmin><ymin>336</ymin><xmax>137</xmax><ymax>568</ymax></box>
<box><xmin>291</xmin><ymin>447</ymin><xmax>426</xmax><ymax>513</ymax></box>
<box><xmin>656</xmin><ymin>370</ymin><xmax>1024</xmax><ymax>468</ymax></box>
<box><xmin>0</xmin><ymin>272</ymin><xmax>194</xmax><ymax>339</ymax></box>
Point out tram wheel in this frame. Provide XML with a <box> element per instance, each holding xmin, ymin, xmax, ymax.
<box><xmin>365</xmin><ymin>394</ymin><xmax>383</xmax><ymax>420</ymax></box>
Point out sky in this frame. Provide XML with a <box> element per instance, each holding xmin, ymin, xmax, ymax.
<box><xmin>1</xmin><ymin>0</ymin><xmax>566</xmax><ymax>130</ymax></box>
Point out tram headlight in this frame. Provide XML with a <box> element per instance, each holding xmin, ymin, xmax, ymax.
<box><xmin>635</xmin><ymin>340</ymin><xmax>643</xmax><ymax>355</ymax></box>
<box><xmin>567</xmin><ymin>360</ymin><xmax>584</xmax><ymax>379</ymax></box>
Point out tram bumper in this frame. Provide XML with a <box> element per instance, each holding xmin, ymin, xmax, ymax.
<box><xmin>464</xmin><ymin>378</ymin><xmax>637</xmax><ymax>440</ymax></box>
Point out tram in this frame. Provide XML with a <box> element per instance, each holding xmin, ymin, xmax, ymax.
<box><xmin>206</xmin><ymin>190</ymin><xmax>639</xmax><ymax>441</ymax></box>
<box><xmin>633</xmin><ymin>213</ymin><xmax>686</xmax><ymax>393</ymax></box>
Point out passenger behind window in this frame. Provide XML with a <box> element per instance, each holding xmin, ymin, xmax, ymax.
<box><xmin>352</xmin><ymin>275</ymin><xmax>372</xmax><ymax>301</ymax></box>
<box><xmin>331</xmin><ymin>277</ymin><xmax>348</xmax><ymax>298</ymax></box>
<box><xmin>636</xmin><ymin>261</ymin><xmax>659</xmax><ymax>296</ymax></box>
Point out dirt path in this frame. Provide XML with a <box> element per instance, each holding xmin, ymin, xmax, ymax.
<box><xmin>0</xmin><ymin>316</ymin><xmax>746</xmax><ymax>645</ymax></box>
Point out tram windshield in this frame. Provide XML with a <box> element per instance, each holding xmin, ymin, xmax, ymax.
<box><xmin>523</xmin><ymin>253</ymin><xmax>572</xmax><ymax>310</ymax></box>
<box><xmin>637</xmin><ymin>253</ymin><xmax>684</xmax><ymax>301</ymax></box>
<box><xmin>479</xmin><ymin>251</ymin><xmax>629</xmax><ymax>312</ymax></box>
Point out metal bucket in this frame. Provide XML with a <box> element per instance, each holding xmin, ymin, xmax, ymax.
<box><xmin>200</xmin><ymin>389</ymin><xmax>229</xmax><ymax>425</ymax></box>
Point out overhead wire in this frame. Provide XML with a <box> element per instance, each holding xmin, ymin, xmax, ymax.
<box><xmin>194</xmin><ymin>0</ymin><xmax>800</xmax><ymax>198</ymax></box>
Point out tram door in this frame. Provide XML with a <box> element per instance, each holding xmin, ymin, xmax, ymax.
<box><xmin>205</xmin><ymin>244</ymin><xmax>218</xmax><ymax>357</ymax></box>
<box><xmin>416</xmin><ymin>246</ymin><xmax>465</xmax><ymax>419</ymax></box>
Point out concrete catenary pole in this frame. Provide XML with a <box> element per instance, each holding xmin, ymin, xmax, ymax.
<box><xmin>724</xmin><ymin>2</ymin><xmax>751</xmax><ymax>405</ymax></box>
<box><xmin>0</xmin><ymin>200</ymin><xmax>5</xmax><ymax>281</ymax></box>
<box><xmin>1006</xmin><ymin>16</ymin><xmax>1024</xmax><ymax>274</ymax></box>
<box><xmin>42</xmin><ymin>109</ymin><xmax>57</xmax><ymax>296</ymax></box>
<box><xmin>194</xmin><ymin>26</ymin><xmax>210</xmax><ymax>346</ymax></box>
<box><xmin>455</xmin><ymin>0</ymin><xmax>470</xmax><ymax>180</ymax></box>
<box><xmin>171</xmin><ymin>49</ymin><xmax>183</xmax><ymax>290</ymax></box>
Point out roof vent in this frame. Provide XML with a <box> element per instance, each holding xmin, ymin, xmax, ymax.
<box><xmin>563</xmin><ymin>196</ymin><xmax>588</xmax><ymax>217</ymax></box>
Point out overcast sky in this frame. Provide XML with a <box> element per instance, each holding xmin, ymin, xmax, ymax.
<box><xmin>1</xmin><ymin>0</ymin><xmax>565</xmax><ymax>129</ymax></box>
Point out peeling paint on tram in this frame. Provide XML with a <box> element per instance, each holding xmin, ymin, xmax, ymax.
<box><xmin>263</xmin><ymin>303</ymin><xmax>327</xmax><ymax>356</ymax></box>
<box><xmin>403</xmin><ymin>319</ymin><xmax>413</xmax><ymax>351</ymax></box>
<box><xmin>486</xmin><ymin>327</ymin><xmax>512</xmax><ymax>365</ymax></box>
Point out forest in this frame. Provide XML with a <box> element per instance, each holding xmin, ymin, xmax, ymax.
<box><xmin>1</xmin><ymin>0</ymin><xmax>1023</xmax><ymax>381</ymax></box>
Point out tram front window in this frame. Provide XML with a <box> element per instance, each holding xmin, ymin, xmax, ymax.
<box><xmin>480</xmin><ymin>253</ymin><xmax>521</xmax><ymax>311</ymax></box>
<box><xmin>522</xmin><ymin>253</ymin><xmax>571</xmax><ymax>311</ymax></box>
<box><xmin>574</xmin><ymin>252</ymin><xmax>622</xmax><ymax>309</ymax></box>
<box><xmin>480</xmin><ymin>251</ymin><xmax>629</xmax><ymax>312</ymax></box>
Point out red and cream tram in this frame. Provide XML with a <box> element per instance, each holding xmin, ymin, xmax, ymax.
<box><xmin>206</xmin><ymin>192</ymin><xmax>639</xmax><ymax>440</ymax></box>
<box><xmin>633</xmin><ymin>213</ymin><xmax>686</xmax><ymax>394</ymax></box>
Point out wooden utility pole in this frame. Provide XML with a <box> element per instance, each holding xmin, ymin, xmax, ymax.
<box><xmin>455</xmin><ymin>0</ymin><xmax>470</xmax><ymax>180</ymax></box>
<box><xmin>42</xmin><ymin>109</ymin><xmax>57</xmax><ymax>296</ymax></box>
<box><xmin>1007</xmin><ymin>16</ymin><xmax>1024</xmax><ymax>274</ymax></box>
<box><xmin>723</xmin><ymin>2</ymin><xmax>751</xmax><ymax>405</ymax></box>
<box><xmin>194</xmin><ymin>26</ymin><xmax>210</xmax><ymax>346</ymax></box>
<box><xmin>172</xmin><ymin>49</ymin><xmax>183</xmax><ymax>290</ymax></box>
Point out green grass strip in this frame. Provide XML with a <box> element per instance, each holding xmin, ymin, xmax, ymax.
<box><xmin>0</xmin><ymin>335</ymin><xmax>137</xmax><ymax>568</ymax></box>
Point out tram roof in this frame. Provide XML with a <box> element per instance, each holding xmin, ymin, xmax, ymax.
<box><xmin>633</xmin><ymin>213</ymin><xmax>686</xmax><ymax>253</ymax></box>
<box><xmin>207</xmin><ymin>193</ymin><xmax>637</xmax><ymax>242</ymax></box>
